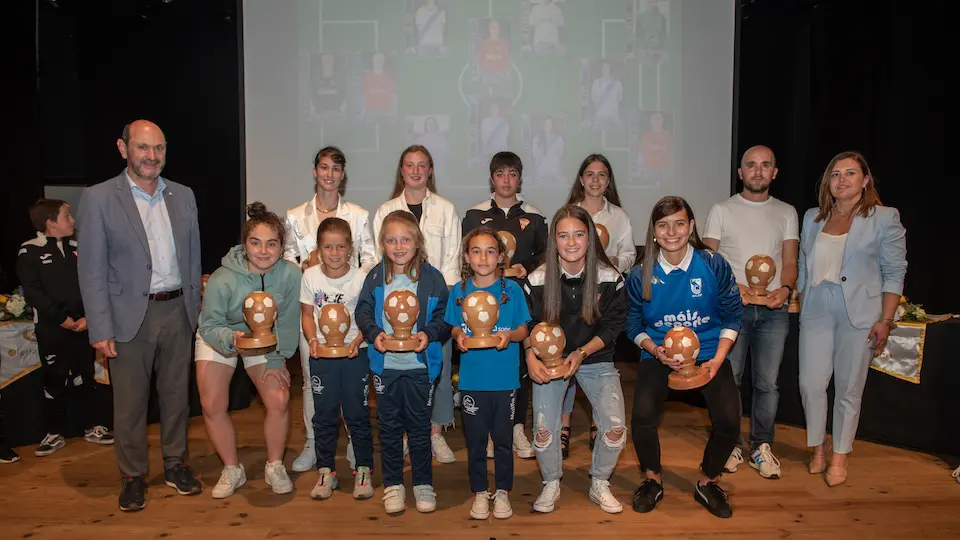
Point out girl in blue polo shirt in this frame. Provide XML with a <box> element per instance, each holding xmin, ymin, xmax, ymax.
<box><xmin>444</xmin><ymin>227</ymin><xmax>530</xmax><ymax>520</ymax></box>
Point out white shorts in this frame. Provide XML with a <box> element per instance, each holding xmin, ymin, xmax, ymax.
<box><xmin>194</xmin><ymin>332</ymin><xmax>268</xmax><ymax>370</ymax></box>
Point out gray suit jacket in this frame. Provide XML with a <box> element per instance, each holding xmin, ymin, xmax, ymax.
<box><xmin>77</xmin><ymin>171</ymin><xmax>202</xmax><ymax>344</ymax></box>
<box><xmin>797</xmin><ymin>205</ymin><xmax>907</xmax><ymax>329</ymax></box>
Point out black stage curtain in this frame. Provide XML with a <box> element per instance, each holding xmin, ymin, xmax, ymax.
<box><xmin>735</xmin><ymin>0</ymin><xmax>953</xmax><ymax>313</ymax></box>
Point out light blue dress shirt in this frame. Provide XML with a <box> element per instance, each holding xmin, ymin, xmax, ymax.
<box><xmin>127</xmin><ymin>172</ymin><xmax>181</xmax><ymax>293</ymax></box>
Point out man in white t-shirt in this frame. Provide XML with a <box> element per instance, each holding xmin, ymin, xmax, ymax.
<box><xmin>703</xmin><ymin>145</ymin><xmax>799</xmax><ymax>480</ymax></box>
<box><xmin>416</xmin><ymin>0</ymin><xmax>446</xmax><ymax>49</ymax></box>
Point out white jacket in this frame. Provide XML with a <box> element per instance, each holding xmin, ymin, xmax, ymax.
<box><xmin>578</xmin><ymin>197</ymin><xmax>637</xmax><ymax>274</ymax></box>
<box><xmin>283</xmin><ymin>195</ymin><xmax>376</xmax><ymax>272</ymax></box>
<box><xmin>372</xmin><ymin>189</ymin><xmax>461</xmax><ymax>286</ymax></box>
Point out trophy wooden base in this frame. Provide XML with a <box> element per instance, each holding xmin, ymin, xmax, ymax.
<box><xmin>236</xmin><ymin>334</ymin><xmax>277</xmax><ymax>350</ymax></box>
<box><xmin>788</xmin><ymin>299</ymin><xmax>800</xmax><ymax>313</ymax></box>
<box><xmin>746</xmin><ymin>292</ymin><xmax>774</xmax><ymax>306</ymax></box>
<box><xmin>541</xmin><ymin>358</ymin><xmax>568</xmax><ymax>380</ymax></box>
<box><xmin>668</xmin><ymin>366</ymin><xmax>711</xmax><ymax>390</ymax></box>
<box><xmin>502</xmin><ymin>267</ymin><xmax>522</xmax><ymax>278</ymax></box>
<box><xmin>463</xmin><ymin>335</ymin><xmax>500</xmax><ymax>349</ymax></box>
<box><xmin>383</xmin><ymin>337</ymin><xmax>420</xmax><ymax>352</ymax></box>
<box><xmin>314</xmin><ymin>345</ymin><xmax>351</xmax><ymax>359</ymax></box>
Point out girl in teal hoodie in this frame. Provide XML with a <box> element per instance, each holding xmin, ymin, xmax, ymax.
<box><xmin>197</xmin><ymin>202</ymin><xmax>301</xmax><ymax>498</ymax></box>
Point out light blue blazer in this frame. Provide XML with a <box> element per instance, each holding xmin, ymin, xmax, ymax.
<box><xmin>797</xmin><ymin>206</ymin><xmax>907</xmax><ymax>329</ymax></box>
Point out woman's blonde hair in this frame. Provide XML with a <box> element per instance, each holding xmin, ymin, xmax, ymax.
<box><xmin>378</xmin><ymin>210</ymin><xmax>429</xmax><ymax>283</ymax></box>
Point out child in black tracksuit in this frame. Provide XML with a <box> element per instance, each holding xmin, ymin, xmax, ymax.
<box><xmin>16</xmin><ymin>199</ymin><xmax>113</xmax><ymax>457</ymax></box>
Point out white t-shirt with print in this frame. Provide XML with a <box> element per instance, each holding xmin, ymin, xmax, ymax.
<box><xmin>300</xmin><ymin>266</ymin><xmax>368</xmax><ymax>348</ymax></box>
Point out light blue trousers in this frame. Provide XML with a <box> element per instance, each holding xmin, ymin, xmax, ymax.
<box><xmin>798</xmin><ymin>282</ymin><xmax>874</xmax><ymax>454</ymax></box>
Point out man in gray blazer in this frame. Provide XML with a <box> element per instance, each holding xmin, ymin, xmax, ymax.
<box><xmin>77</xmin><ymin>120</ymin><xmax>203</xmax><ymax>512</ymax></box>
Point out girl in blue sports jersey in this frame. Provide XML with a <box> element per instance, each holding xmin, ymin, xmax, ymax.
<box><xmin>625</xmin><ymin>196</ymin><xmax>743</xmax><ymax>519</ymax></box>
<box><xmin>444</xmin><ymin>227</ymin><xmax>531</xmax><ymax>520</ymax></box>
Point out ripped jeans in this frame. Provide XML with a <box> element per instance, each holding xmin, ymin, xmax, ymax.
<box><xmin>532</xmin><ymin>362</ymin><xmax>626</xmax><ymax>482</ymax></box>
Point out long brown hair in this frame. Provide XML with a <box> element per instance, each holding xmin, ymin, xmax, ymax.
<box><xmin>243</xmin><ymin>202</ymin><xmax>286</xmax><ymax>246</ymax></box>
<box><xmin>391</xmin><ymin>145</ymin><xmax>438</xmax><ymax>199</ymax></box>
<box><xmin>313</xmin><ymin>146</ymin><xmax>348</xmax><ymax>196</ymax></box>
<box><xmin>565</xmin><ymin>154</ymin><xmax>623</xmax><ymax>207</ymax></box>
<box><xmin>378</xmin><ymin>210</ymin><xmax>429</xmax><ymax>283</ymax></box>
<box><xmin>814</xmin><ymin>151</ymin><xmax>882</xmax><ymax>222</ymax></box>
<box><xmin>315</xmin><ymin>217</ymin><xmax>354</xmax><ymax>264</ymax></box>
<box><xmin>457</xmin><ymin>226</ymin><xmax>510</xmax><ymax>305</ymax></box>
<box><xmin>641</xmin><ymin>196</ymin><xmax>707</xmax><ymax>301</ymax></box>
<box><xmin>541</xmin><ymin>205</ymin><xmax>613</xmax><ymax>326</ymax></box>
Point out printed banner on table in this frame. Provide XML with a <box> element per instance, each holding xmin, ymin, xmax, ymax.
<box><xmin>0</xmin><ymin>320</ymin><xmax>40</xmax><ymax>390</ymax></box>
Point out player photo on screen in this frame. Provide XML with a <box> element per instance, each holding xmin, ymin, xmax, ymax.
<box><xmin>407</xmin><ymin>115</ymin><xmax>451</xmax><ymax>186</ymax></box>
<box><xmin>469</xmin><ymin>98</ymin><xmax>512</xmax><ymax>168</ymax></box>
<box><xmin>629</xmin><ymin>110</ymin><xmax>674</xmax><ymax>186</ymax></box>
<box><xmin>580</xmin><ymin>59</ymin><xmax>625</xmax><ymax>130</ymax></box>
<box><xmin>470</xmin><ymin>18</ymin><xmax>512</xmax><ymax>86</ymax></box>
<box><xmin>360</xmin><ymin>52</ymin><xmax>398</xmax><ymax>122</ymax></box>
<box><xmin>523</xmin><ymin>114</ymin><xmax>567</xmax><ymax>187</ymax></box>
<box><xmin>521</xmin><ymin>0</ymin><xmax>565</xmax><ymax>56</ymax></box>
<box><xmin>631</xmin><ymin>0</ymin><xmax>670</xmax><ymax>62</ymax></box>
<box><xmin>309</xmin><ymin>53</ymin><xmax>347</xmax><ymax>122</ymax></box>
<box><xmin>405</xmin><ymin>0</ymin><xmax>448</xmax><ymax>57</ymax></box>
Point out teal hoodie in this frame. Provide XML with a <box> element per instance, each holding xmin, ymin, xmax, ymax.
<box><xmin>199</xmin><ymin>245</ymin><xmax>301</xmax><ymax>369</ymax></box>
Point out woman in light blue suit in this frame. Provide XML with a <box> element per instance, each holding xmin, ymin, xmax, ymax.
<box><xmin>797</xmin><ymin>151</ymin><xmax>907</xmax><ymax>487</ymax></box>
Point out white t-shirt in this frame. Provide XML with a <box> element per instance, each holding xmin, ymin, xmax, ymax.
<box><xmin>703</xmin><ymin>194</ymin><xmax>799</xmax><ymax>290</ymax></box>
<box><xmin>300</xmin><ymin>265</ymin><xmax>368</xmax><ymax>348</ymax></box>
<box><xmin>416</xmin><ymin>5</ymin><xmax>446</xmax><ymax>47</ymax></box>
<box><xmin>529</xmin><ymin>2</ymin><xmax>563</xmax><ymax>45</ymax></box>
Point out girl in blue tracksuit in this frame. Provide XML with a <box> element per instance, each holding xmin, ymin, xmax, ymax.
<box><xmin>444</xmin><ymin>226</ymin><xmax>530</xmax><ymax>520</ymax></box>
<box><xmin>625</xmin><ymin>196</ymin><xmax>743</xmax><ymax>519</ymax></box>
<box><xmin>355</xmin><ymin>209</ymin><xmax>451</xmax><ymax>515</ymax></box>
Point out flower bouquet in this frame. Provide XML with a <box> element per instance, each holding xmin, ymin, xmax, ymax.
<box><xmin>0</xmin><ymin>287</ymin><xmax>34</xmax><ymax>322</ymax></box>
<box><xmin>895</xmin><ymin>296</ymin><xmax>928</xmax><ymax>323</ymax></box>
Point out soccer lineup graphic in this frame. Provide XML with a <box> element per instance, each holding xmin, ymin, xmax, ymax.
<box><xmin>296</xmin><ymin>0</ymin><xmax>679</xmax><ymax>196</ymax></box>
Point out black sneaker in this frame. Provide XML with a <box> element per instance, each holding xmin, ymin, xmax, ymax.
<box><xmin>119</xmin><ymin>476</ymin><xmax>147</xmax><ymax>512</ymax></box>
<box><xmin>164</xmin><ymin>464</ymin><xmax>202</xmax><ymax>495</ymax></box>
<box><xmin>0</xmin><ymin>446</ymin><xmax>19</xmax><ymax>464</ymax></box>
<box><xmin>35</xmin><ymin>433</ymin><xmax>65</xmax><ymax>457</ymax></box>
<box><xmin>560</xmin><ymin>427</ymin><xmax>571</xmax><ymax>460</ymax></box>
<box><xmin>694</xmin><ymin>481</ymin><xmax>732</xmax><ymax>518</ymax></box>
<box><xmin>631</xmin><ymin>479</ymin><xmax>664</xmax><ymax>513</ymax></box>
<box><xmin>84</xmin><ymin>425</ymin><xmax>115</xmax><ymax>445</ymax></box>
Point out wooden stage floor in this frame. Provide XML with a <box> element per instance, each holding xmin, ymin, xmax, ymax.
<box><xmin>1</xmin><ymin>363</ymin><xmax>958</xmax><ymax>539</ymax></box>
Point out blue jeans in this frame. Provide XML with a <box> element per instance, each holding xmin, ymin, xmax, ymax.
<box><xmin>728</xmin><ymin>304</ymin><xmax>789</xmax><ymax>447</ymax></box>
<box><xmin>532</xmin><ymin>362</ymin><xmax>626</xmax><ymax>481</ymax></box>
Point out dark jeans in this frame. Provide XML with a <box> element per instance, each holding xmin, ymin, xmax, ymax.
<box><xmin>728</xmin><ymin>305</ymin><xmax>790</xmax><ymax>447</ymax></box>
<box><xmin>631</xmin><ymin>358</ymin><xmax>741</xmax><ymax>479</ymax></box>
<box><xmin>461</xmin><ymin>389</ymin><xmax>515</xmax><ymax>492</ymax></box>
<box><xmin>309</xmin><ymin>348</ymin><xmax>373</xmax><ymax>472</ymax></box>
<box><xmin>375</xmin><ymin>368</ymin><xmax>434</xmax><ymax>487</ymax></box>
<box><xmin>516</xmin><ymin>348</ymin><xmax>530</xmax><ymax>427</ymax></box>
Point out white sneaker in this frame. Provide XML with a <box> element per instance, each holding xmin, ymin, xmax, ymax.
<box><xmin>413</xmin><ymin>484</ymin><xmax>437</xmax><ymax>513</ymax></box>
<box><xmin>513</xmin><ymin>424</ymin><xmax>535</xmax><ymax>459</ymax></box>
<box><xmin>292</xmin><ymin>439</ymin><xmax>316</xmax><ymax>472</ymax></box>
<box><xmin>486</xmin><ymin>437</ymin><xmax>495</xmax><ymax>459</ymax></box>
<box><xmin>353</xmin><ymin>466</ymin><xmax>374</xmax><ymax>500</ymax></box>
<box><xmin>383</xmin><ymin>485</ymin><xmax>406</xmax><ymax>514</ymax></box>
<box><xmin>749</xmin><ymin>443</ymin><xmax>782</xmax><ymax>479</ymax></box>
<box><xmin>533</xmin><ymin>479</ymin><xmax>561</xmax><ymax>513</ymax></box>
<box><xmin>212</xmin><ymin>464</ymin><xmax>246</xmax><ymax>499</ymax></box>
<box><xmin>724</xmin><ymin>447</ymin><xmax>744</xmax><ymax>474</ymax></box>
<box><xmin>346</xmin><ymin>438</ymin><xmax>356</xmax><ymax>470</ymax></box>
<box><xmin>953</xmin><ymin>466</ymin><xmax>960</xmax><ymax>484</ymax></box>
<box><xmin>310</xmin><ymin>467</ymin><xmax>338</xmax><ymax>500</ymax></box>
<box><xmin>470</xmin><ymin>491</ymin><xmax>490</xmax><ymax>519</ymax></box>
<box><xmin>264</xmin><ymin>461</ymin><xmax>293</xmax><ymax>494</ymax></box>
<box><xmin>492</xmin><ymin>489</ymin><xmax>513</xmax><ymax>519</ymax></box>
<box><xmin>588</xmin><ymin>477</ymin><xmax>623</xmax><ymax>514</ymax></box>
<box><xmin>431</xmin><ymin>433</ymin><xmax>456</xmax><ymax>463</ymax></box>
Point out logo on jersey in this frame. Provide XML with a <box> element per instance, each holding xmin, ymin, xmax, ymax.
<box><xmin>481</xmin><ymin>218</ymin><xmax>493</xmax><ymax>225</ymax></box>
<box><xmin>519</xmin><ymin>218</ymin><xmax>530</xmax><ymax>231</ymax></box>
<box><xmin>690</xmin><ymin>278</ymin><xmax>703</xmax><ymax>297</ymax></box>
<box><xmin>462</xmin><ymin>395</ymin><xmax>479</xmax><ymax>415</ymax></box>
<box><xmin>652</xmin><ymin>310</ymin><xmax>712</xmax><ymax>329</ymax></box>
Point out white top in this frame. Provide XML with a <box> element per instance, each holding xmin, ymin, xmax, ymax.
<box><xmin>372</xmin><ymin>189</ymin><xmax>462</xmax><ymax>286</ymax></box>
<box><xmin>703</xmin><ymin>194</ymin><xmax>799</xmax><ymax>290</ymax></box>
<box><xmin>578</xmin><ymin>197</ymin><xmax>636</xmax><ymax>274</ymax></box>
<box><xmin>529</xmin><ymin>2</ymin><xmax>563</xmax><ymax>45</ymax></box>
<box><xmin>811</xmin><ymin>232</ymin><xmax>846</xmax><ymax>286</ymax></box>
<box><xmin>415</xmin><ymin>5</ymin><xmax>446</xmax><ymax>47</ymax></box>
<box><xmin>300</xmin><ymin>266</ymin><xmax>368</xmax><ymax>348</ymax></box>
<box><xmin>283</xmin><ymin>195</ymin><xmax>376</xmax><ymax>272</ymax></box>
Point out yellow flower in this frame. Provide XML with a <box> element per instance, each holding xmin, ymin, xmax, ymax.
<box><xmin>899</xmin><ymin>296</ymin><xmax>907</xmax><ymax>305</ymax></box>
